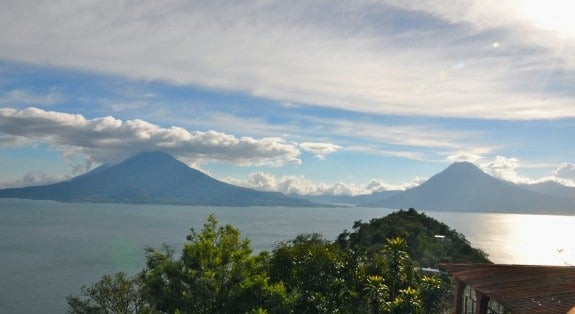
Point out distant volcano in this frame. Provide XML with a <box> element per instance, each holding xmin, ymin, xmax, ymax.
<box><xmin>361</xmin><ymin>162</ymin><xmax>572</xmax><ymax>214</ymax></box>
<box><xmin>0</xmin><ymin>151</ymin><xmax>316</xmax><ymax>207</ymax></box>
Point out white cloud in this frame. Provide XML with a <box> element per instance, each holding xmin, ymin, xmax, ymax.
<box><xmin>446</xmin><ymin>152</ymin><xmax>484</xmax><ymax>164</ymax></box>
<box><xmin>299</xmin><ymin>142</ymin><xmax>341</xmax><ymax>160</ymax></box>
<box><xmin>0</xmin><ymin>1</ymin><xmax>574</xmax><ymax>120</ymax></box>
<box><xmin>446</xmin><ymin>153</ymin><xmax>575</xmax><ymax>186</ymax></box>
<box><xmin>228</xmin><ymin>172</ymin><xmax>318</xmax><ymax>195</ymax></box>
<box><xmin>480</xmin><ymin>156</ymin><xmax>533</xmax><ymax>184</ymax></box>
<box><xmin>0</xmin><ymin>107</ymin><xmax>301</xmax><ymax>171</ymax></box>
<box><xmin>363</xmin><ymin>177</ymin><xmax>426</xmax><ymax>193</ymax></box>
<box><xmin>446</xmin><ymin>154</ymin><xmax>534</xmax><ymax>184</ymax></box>
<box><xmin>553</xmin><ymin>163</ymin><xmax>575</xmax><ymax>181</ymax></box>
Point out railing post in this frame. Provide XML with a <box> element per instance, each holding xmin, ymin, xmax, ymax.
<box><xmin>453</xmin><ymin>279</ymin><xmax>465</xmax><ymax>313</ymax></box>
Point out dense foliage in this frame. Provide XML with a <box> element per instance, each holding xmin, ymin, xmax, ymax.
<box><xmin>68</xmin><ymin>209</ymin><xmax>490</xmax><ymax>313</ymax></box>
<box><xmin>338</xmin><ymin>208</ymin><xmax>490</xmax><ymax>267</ymax></box>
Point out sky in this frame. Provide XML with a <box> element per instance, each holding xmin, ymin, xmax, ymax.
<box><xmin>1</xmin><ymin>0</ymin><xmax>575</xmax><ymax>195</ymax></box>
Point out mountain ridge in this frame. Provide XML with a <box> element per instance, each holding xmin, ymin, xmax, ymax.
<box><xmin>519</xmin><ymin>181</ymin><xmax>575</xmax><ymax>201</ymax></box>
<box><xmin>0</xmin><ymin>151</ymin><xmax>317</xmax><ymax>207</ymax></box>
<box><xmin>360</xmin><ymin>162</ymin><xmax>572</xmax><ymax>214</ymax></box>
<box><xmin>1</xmin><ymin>157</ymin><xmax>573</xmax><ymax>213</ymax></box>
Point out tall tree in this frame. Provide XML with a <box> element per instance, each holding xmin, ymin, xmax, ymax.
<box><xmin>141</xmin><ymin>214</ymin><xmax>295</xmax><ymax>313</ymax></box>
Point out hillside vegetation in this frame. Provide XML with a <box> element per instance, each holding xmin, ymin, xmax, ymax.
<box><xmin>339</xmin><ymin>208</ymin><xmax>490</xmax><ymax>268</ymax></box>
<box><xmin>68</xmin><ymin>208</ymin><xmax>489</xmax><ymax>313</ymax></box>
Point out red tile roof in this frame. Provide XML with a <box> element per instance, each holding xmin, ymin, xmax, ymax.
<box><xmin>440</xmin><ymin>264</ymin><xmax>575</xmax><ymax>313</ymax></box>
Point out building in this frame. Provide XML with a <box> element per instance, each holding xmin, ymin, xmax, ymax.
<box><xmin>439</xmin><ymin>263</ymin><xmax>575</xmax><ymax>313</ymax></box>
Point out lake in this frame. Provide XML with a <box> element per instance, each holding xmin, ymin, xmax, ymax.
<box><xmin>1</xmin><ymin>199</ymin><xmax>574</xmax><ymax>313</ymax></box>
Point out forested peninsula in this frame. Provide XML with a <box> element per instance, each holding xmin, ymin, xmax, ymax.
<box><xmin>68</xmin><ymin>208</ymin><xmax>489</xmax><ymax>313</ymax></box>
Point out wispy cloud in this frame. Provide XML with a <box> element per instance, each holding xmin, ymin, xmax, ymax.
<box><xmin>301</xmin><ymin>116</ymin><xmax>497</xmax><ymax>159</ymax></box>
<box><xmin>299</xmin><ymin>142</ymin><xmax>341</xmax><ymax>160</ymax></box>
<box><xmin>1</xmin><ymin>1</ymin><xmax>574</xmax><ymax>120</ymax></box>
<box><xmin>344</xmin><ymin>145</ymin><xmax>428</xmax><ymax>161</ymax></box>
<box><xmin>171</xmin><ymin>109</ymin><xmax>498</xmax><ymax>162</ymax></box>
<box><xmin>387</xmin><ymin>0</ymin><xmax>575</xmax><ymax>42</ymax></box>
<box><xmin>0</xmin><ymin>88</ymin><xmax>64</xmax><ymax>106</ymax></box>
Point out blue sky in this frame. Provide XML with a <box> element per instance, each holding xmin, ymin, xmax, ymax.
<box><xmin>1</xmin><ymin>0</ymin><xmax>575</xmax><ymax>194</ymax></box>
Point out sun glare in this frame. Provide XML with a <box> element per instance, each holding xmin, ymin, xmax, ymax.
<box><xmin>519</xmin><ymin>0</ymin><xmax>575</xmax><ymax>38</ymax></box>
<box><xmin>504</xmin><ymin>214</ymin><xmax>575</xmax><ymax>266</ymax></box>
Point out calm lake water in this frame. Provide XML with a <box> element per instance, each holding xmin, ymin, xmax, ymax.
<box><xmin>1</xmin><ymin>199</ymin><xmax>574</xmax><ymax>313</ymax></box>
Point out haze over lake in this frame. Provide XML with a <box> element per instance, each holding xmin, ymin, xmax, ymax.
<box><xmin>1</xmin><ymin>199</ymin><xmax>574</xmax><ymax>313</ymax></box>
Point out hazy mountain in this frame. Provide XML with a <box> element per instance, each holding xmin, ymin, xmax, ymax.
<box><xmin>360</xmin><ymin>162</ymin><xmax>573</xmax><ymax>214</ymax></box>
<box><xmin>299</xmin><ymin>190</ymin><xmax>401</xmax><ymax>206</ymax></box>
<box><xmin>519</xmin><ymin>181</ymin><xmax>575</xmax><ymax>201</ymax></box>
<box><xmin>0</xmin><ymin>151</ymin><xmax>316</xmax><ymax>207</ymax></box>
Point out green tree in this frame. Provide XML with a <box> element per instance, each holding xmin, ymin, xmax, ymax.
<box><xmin>363</xmin><ymin>275</ymin><xmax>390</xmax><ymax>314</ymax></box>
<box><xmin>66</xmin><ymin>272</ymin><xmax>152</xmax><ymax>314</ymax></box>
<box><xmin>269</xmin><ymin>233</ymin><xmax>360</xmax><ymax>313</ymax></box>
<box><xmin>141</xmin><ymin>214</ymin><xmax>295</xmax><ymax>313</ymax></box>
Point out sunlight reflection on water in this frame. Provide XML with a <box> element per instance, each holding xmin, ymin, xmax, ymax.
<box><xmin>425</xmin><ymin>211</ymin><xmax>575</xmax><ymax>266</ymax></box>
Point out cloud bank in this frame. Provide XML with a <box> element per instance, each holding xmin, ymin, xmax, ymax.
<box><xmin>227</xmin><ymin>172</ymin><xmax>426</xmax><ymax>196</ymax></box>
<box><xmin>0</xmin><ymin>107</ymin><xmax>338</xmax><ymax>172</ymax></box>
